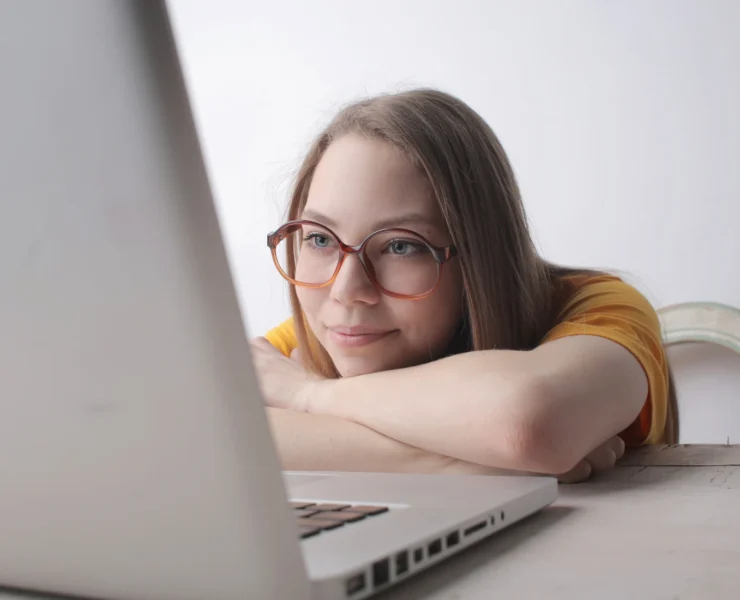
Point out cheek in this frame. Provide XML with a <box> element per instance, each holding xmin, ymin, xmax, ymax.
<box><xmin>295</xmin><ymin>288</ymin><xmax>325</xmax><ymax>330</ymax></box>
<box><xmin>396</xmin><ymin>300</ymin><xmax>459</xmax><ymax>347</ymax></box>
<box><xmin>393</xmin><ymin>277</ymin><xmax>463</xmax><ymax>352</ymax></box>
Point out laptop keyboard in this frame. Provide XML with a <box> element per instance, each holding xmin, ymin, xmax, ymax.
<box><xmin>289</xmin><ymin>501</ymin><xmax>389</xmax><ymax>539</ymax></box>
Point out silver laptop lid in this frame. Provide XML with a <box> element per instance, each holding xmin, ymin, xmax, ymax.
<box><xmin>0</xmin><ymin>1</ymin><xmax>308</xmax><ymax>598</ymax></box>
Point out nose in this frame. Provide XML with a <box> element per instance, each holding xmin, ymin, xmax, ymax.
<box><xmin>329</xmin><ymin>253</ymin><xmax>381</xmax><ymax>306</ymax></box>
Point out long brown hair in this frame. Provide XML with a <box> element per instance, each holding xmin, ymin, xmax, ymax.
<box><xmin>282</xmin><ymin>88</ymin><xmax>678</xmax><ymax>443</ymax></box>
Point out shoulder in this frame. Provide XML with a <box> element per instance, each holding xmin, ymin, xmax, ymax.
<box><xmin>550</xmin><ymin>273</ymin><xmax>661</xmax><ymax>332</ymax></box>
<box><xmin>264</xmin><ymin>317</ymin><xmax>297</xmax><ymax>357</ymax></box>
<box><xmin>543</xmin><ymin>272</ymin><xmax>664</xmax><ymax>362</ymax></box>
<box><xmin>543</xmin><ymin>272</ymin><xmax>668</xmax><ymax>445</ymax></box>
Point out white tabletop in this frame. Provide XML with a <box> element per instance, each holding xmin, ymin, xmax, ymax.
<box><xmin>377</xmin><ymin>445</ymin><xmax>740</xmax><ymax>600</ymax></box>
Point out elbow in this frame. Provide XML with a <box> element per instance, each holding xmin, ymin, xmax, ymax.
<box><xmin>481</xmin><ymin>373</ymin><xmax>582</xmax><ymax>475</ymax></box>
<box><xmin>503</xmin><ymin>412</ymin><xmax>580</xmax><ymax>476</ymax></box>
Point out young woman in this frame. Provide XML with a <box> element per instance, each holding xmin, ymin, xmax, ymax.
<box><xmin>251</xmin><ymin>88</ymin><xmax>677</xmax><ymax>483</ymax></box>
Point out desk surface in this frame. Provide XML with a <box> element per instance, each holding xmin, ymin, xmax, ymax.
<box><xmin>2</xmin><ymin>445</ymin><xmax>738</xmax><ymax>600</ymax></box>
<box><xmin>377</xmin><ymin>444</ymin><xmax>740</xmax><ymax>600</ymax></box>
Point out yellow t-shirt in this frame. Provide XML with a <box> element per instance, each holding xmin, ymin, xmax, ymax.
<box><xmin>264</xmin><ymin>274</ymin><xmax>668</xmax><ymax>446</ymax></box>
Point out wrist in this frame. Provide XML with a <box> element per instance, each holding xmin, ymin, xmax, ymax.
<box><xmin>301</xmin><ymin>378</ymin><xmax>336</xmax><ymax>415</ymax></box>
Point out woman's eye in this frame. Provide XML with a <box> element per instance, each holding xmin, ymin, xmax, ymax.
<box><xmin>386</xmin><ymin>240</ymin><xmax>423</xmax><ymax>255</ymax></box>
<box><xmin>304</xmin><ymin>233</ymin><xmax>333</xmax><ymax>248</ymax></box>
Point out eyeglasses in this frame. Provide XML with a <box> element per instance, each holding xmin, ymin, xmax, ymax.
<box><xmin>267</xmin><ymin>220</ymin><xmax>458</xmax><ymax>300</ymax></box>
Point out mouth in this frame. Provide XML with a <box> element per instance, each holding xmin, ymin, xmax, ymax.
<box><xmin>326</xmin><ymin>326</ymin><xmax>398</xmax><ymax>349</ymax></box>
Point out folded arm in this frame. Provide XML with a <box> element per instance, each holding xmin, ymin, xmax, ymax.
<box><xmin>306</xmin><ymin>335</ymin><xmax>648</xmax><ymax>475</ymax></box>
<box><xmin>266</xmin><ymin>407</ymin><xmax>521</xmax><ymax>476</ymax></box>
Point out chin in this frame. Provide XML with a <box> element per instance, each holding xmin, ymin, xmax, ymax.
<box><xmin>334</xmin><ymin>360</ymin><xmax>385</xmax><ymax>378</ymax></box>
<box><xmin>330</xmin><ymin>347</ymin><xmax>428</xmax><ymax>377</ymax></box>
<box><xmin>331</xmin><ymin>355</ymin><xmax>403</xmax><ymax>378</ymax></box>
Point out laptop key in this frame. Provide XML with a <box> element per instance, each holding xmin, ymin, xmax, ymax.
<box><xmin>298</xmin><ymin>525</ymin><xmax>322</xmax><ymax>539</ymax></box>
<box><xmin>311</xmin><ymin>511</ymin><xmax>366</xmax><ymax>524</ymax></box>
<box><xmin>297</xmin><ymin>517</ymin><xmax>344</xmax><ymax>531</ymax></box>
<box><xmin>311</xmin><ymin>503</ymin><xmax>350</xmax><ymax>511</ymax></box>
<box><xmin>341</xmin><ymin>505</ymin><xmax>389</xmax><ymax>516</ymax></box>
<box><xmin>292</xmin><ymin>502</ymin><xmax>390</xmax><ymax>537</ymax></box>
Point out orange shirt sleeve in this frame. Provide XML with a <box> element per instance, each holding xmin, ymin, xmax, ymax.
<box><xmin>541</xmin><ymin>275</ymin><xmax>669</xmax><ymax>446</ymax></box>
<box><xmin>264</xmin><ymin>317</ymin><xmax>298</xmax><ymax>358</ymax></box>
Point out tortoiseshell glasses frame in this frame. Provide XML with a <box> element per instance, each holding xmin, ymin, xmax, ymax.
<box><xmin>267</xmin><ymin>219</ymin><xmax>458</xmax><ymax>300</ymax></box>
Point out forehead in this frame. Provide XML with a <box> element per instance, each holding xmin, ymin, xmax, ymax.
<box><xmin>303</xmin><ymin>134</ymin><xmax>446</xmax><ymax>238</ymax></box>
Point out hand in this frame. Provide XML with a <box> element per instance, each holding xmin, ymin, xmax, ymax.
<box><xmin>557</xmin><ymin>435</ymin><xmax>626</xmax><ymax>484</ymax></box>
<box><xmin>250</xmin><ymin>337</ymin><xmax>323</xmax><ymax>412</ymax></box>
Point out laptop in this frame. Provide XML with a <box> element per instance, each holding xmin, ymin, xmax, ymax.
<box><xmin>0</xmin><ymin>1</ymin><xmax>557</xmax><ymax>599</ymax></box>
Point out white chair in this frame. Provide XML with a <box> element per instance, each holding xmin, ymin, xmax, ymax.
<box><xmin>658</xmin><ymin>302</ymin><xmax>740</xmax><ymax>444</ymax></box>
<box><xmin>659</xmin><ymin>302</ymin><xmax>740</xmax><ymax>353</ymax></box>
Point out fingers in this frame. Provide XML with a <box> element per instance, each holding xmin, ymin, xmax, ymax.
<box><xmin>557</xmin><ymin>436</ymin><xmax>625</xmax><ymax>484</ymax></box>
<box><xmin>584</xmin><ymin>436</ymin><xmax>625</xmax><ymax>472</ymax></box>
<box><xmin>613</xmin><ymin>435</ymin><xmax>626</xmax><ymax>459</ymax></box>
<box><xmin>251</xmin><ymin>337</ymin><xmax>284</xmax><ymax>361</ymax></box>
<box><xmin>250</xmin><ymin>338</ymin><xmax>280</xmax><ymax>371</ymax></box>
<box><xmin>557</xmin><ymin>459</ymin><xmax>592</xmax><ymax>484</ymax></box>
<box><xmin>250</xmin><ymin>336</ymin><xmax>274</xmax><ymax>351</ymax></box>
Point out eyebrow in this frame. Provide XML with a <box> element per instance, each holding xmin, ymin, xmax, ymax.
<box><xmin>301</xmin><ymin>209</ymin><xmax>442</xmax><ymax>232</ymax></box>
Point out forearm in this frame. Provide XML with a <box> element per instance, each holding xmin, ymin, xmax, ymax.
<box><xmin>266</xmin><ymin>407</ymin><xmax>519</xmax><ymax>475</ymax></box>
<box><xmin>306</xmin><ymin>336</ymin><xmax>648</xmax><ymax>475</ymax></box>
<box><xmin>306</xmin><ymin>349</ymin><xmax>552</xmax><ymax>471</ymax></box>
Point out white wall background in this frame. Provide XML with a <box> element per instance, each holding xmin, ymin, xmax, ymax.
<box><xmin>167</xmin><ymin>0</ymin><xmax>740</xmax><ymax>443</ymax></box>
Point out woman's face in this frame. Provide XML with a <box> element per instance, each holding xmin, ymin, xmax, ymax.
<box><xmin>296</xmin><ymin>134</ymin><xmax>463</xmax><ymax>377</ymax></box>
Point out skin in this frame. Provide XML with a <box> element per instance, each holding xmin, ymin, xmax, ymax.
<box><xmin>252</xmin><ymin>134</ymin><xmax>644</xmax><ymax>482</ymax></box>
<box><xmin>295</xmin><ymin>134</ymin><xmax>464</xmax><ymax>378</ymax></box>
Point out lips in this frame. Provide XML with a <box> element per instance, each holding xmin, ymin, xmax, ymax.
<box><xmin>326</xmin><ymin>325</ymin><xmax>397</xmax><ymax>349</ymax></box>
<box><xmin>328</xmin><ymin>325</ymin><xmax>390</xmax><ymax>336</ymax></box>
